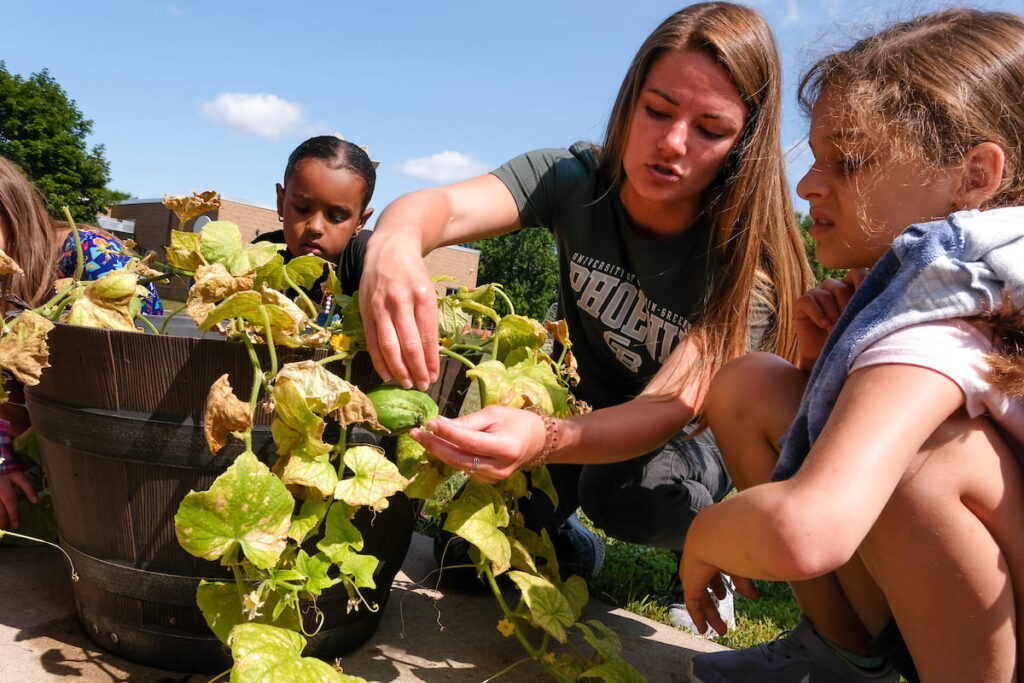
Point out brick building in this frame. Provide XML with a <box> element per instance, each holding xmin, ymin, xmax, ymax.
<box><xmin>107</xmin><ymin>196</ymin><xmax>479</xmax><ymax>303</ymax></box>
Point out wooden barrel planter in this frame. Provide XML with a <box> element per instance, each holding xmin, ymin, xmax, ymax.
<box><xmin>24</xmin><ymin>322</ymin><xmax>470</xmax><ymax>673</ymax></box>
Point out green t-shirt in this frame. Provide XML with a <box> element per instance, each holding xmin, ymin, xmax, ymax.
<box><xmin>492</xmin><ymin>143</ymin><xmax>720</xmax><ymax>409</ymax></box>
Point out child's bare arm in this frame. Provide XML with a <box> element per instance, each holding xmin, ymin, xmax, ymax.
<box><xmin>680</xmin><ymin>362</ymin><xmax>964</xmax><ymax>632</ymax></box>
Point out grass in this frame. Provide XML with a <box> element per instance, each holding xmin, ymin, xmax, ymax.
<box><xmin>581</xmin><ymin>513</ymin><xmax>801</xmax><ymax>650</ymax></box>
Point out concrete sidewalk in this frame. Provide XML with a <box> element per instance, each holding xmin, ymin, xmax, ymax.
<box><xmin>1</xmin><ymin>533</ymin><xmax>725</xmax><ymax>682</ymax></box>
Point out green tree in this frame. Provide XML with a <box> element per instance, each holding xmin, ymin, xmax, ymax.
<box><xmin>0</xmin><ymin>62</ymin><xmax>119</xmax><ymax>222</ymax></box>
<box><xmin>797</xmin><ymin>212</ymin><xmax>847</xmax><ymax>283</ymax></box>
<box><xmin>473</xmin><ymin>228</ymin><xmax>559</xmax><ymax>320</ymax></box>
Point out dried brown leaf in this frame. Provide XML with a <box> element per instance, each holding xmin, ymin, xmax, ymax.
<box><xmin>163</xmin><ymin>190</ymin><xmax>221</xmax><ymax>225</ymax></box>
<box><xmin>187</xmin><ymin>263</ymin><xmax>256</xmax><ymax>325</ymax></box>
<box><xmin>204</xmin><ymin>374</ymin><xmax>252</xmax><ymax>454</ymax></box>
<box><xmin>0</xmin><ymin>311</ymin><xmax>53</xmax><ymax>386</ymax></box>
<box><xmin>0</xmin><ymin>248</ymin><xmax>24</xmax><ymax>276</ymax></box>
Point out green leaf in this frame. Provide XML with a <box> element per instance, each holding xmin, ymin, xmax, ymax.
<box><xmin>563</xmin><ymin>575</ymin><xmax>589</xmax><ymax>622</ymax></box>
<box><xmin>496</xmin><ymin>470</ymin><xmax>528</xmax><ymax>501</ymax></box>
<box><xmin>506</xmin><ymin>570</ymin><xmax>574</xmax><ymax>643</ymax></box>
<box><xmin>200</xmin><ymin>220</ymin><xmax>281</xmax><ymax>276</ymax></box>
<box><xmin>316</xmin><ymin>502</ymin><xmax>364</xmax><ymax>561</ymax></box>
<box><xmin>341</xmin><ymin>295</ymin><xmax>366</xmax><ymax>349</ymax></box>
<box><xmin>293</xmin><ymin>550</ymin><xmax>337</xmax><ymax>597</ymax></box>
<box><xmin>337</xmin><ymin>548</ymin><xmax>379</xmax><ymax>590</ymax></box>
<box><xmin>577</xmin><ymin>620</ymin><xmax>623</xmax><ymax>661</ymax></box>
<box><xmin>437</xmin><ymin>297</ymin><xmax>471</xmax><ymax>340</ymax></box>
<box><xmin>166</xmin><ymin>230</ymin><xmax>205</xmax><ymax>271</ymax></box>
<box><xmin>198</xmin><ymin>290</ymin><xmax>295</xmax><ymax>332</ymax></box>
<box><xmin>509</xmin><ymin>537</ymin><xmax>539</xmax><ymax>574</ymax></box>
<box><xmin>333</xmin><ymin>446</ymin><xmax>408</xmax><ymax>511</ymax></box>
<box><xmin>255</xmin><ymin>254</ymin><xmax>329</xmax><ymax>292</ymax></box>
<box><xmin>453</xmin><ymin>283</ymin><xmax>498</xmax><ymax>309</ymax></box>
<box><xmin>443</xmin><ymin>481</ymin><xmax>511</xmax><ymax>575</ymax></box>
<box><xmin>288</xmin><ymin>498</ymin><xmax>331</xmax><ymax>543</ymax></box>
<box><xmin>280</xmin><ymin>453</ymin><xmax>337</xmax><ymax>501</ymax></box>
<box><xmin>403</xmin><ymin>459</ymin><xmax>449</xmax><ymax>501</ymax></box>
<box><xmin>529</xmin><ymin>465</ymin><xmax>559</xmax><ymax>510</ymax></box>
<box><xmin>174</xmin><ymin>451</ymin><xmax>293</xmax><ymax>569</ymax></box>
<box><xmin>196</xmin><ymin>581</ymin><xmax>301</xmax><ymax>644</ymax></box>
<box><xmin>65</xmin><ymin>271</ymin><xmax>140</xmax><ymax>331</ymax></box>
<box><xmin>493</xmin><ymin>314</ymin><xmax>547</xmax><ymax>363</ymax></box>
<box><xmin>228</xmin><ymin>623</ymin><xmax>353</xmax><ymax>682</ymax></box>
<box><xmin>579</xmin><ymin>659</ymin><xmax>645</xmax><ymax>682</ymax></box>
<box><xmin>513</xmin><ymin>527</ymin><xmax>560</xmax><ymax>582</ymax></box>
<box><xmin>467</xmin><ymin>358</ymin><xmax>568</xmax><ymax>414</ymax></box>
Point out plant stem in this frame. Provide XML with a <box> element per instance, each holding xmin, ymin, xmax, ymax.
<box><xmin>135</xmin><ymin>314</ymin><xmax>159</xmax><ymax>335</ymax></box>
<box><xmin>317</xmin><ymin>353</ymin><xmax>346</xmax><ymax>366</ymax></box>
<box><xmin>159</xmin><ymin>302</ymin><xmax>188</xmax><ymax>334</ymax></box>
<box><xmin>439</xmin><ymin>347</ymin><xmax>476</xmax><ymax>370</ymax></box>
<box><xmin>61</xmin><ymin>207</ymin><xmax>84</xmax><ymax>282</ymax></box>
<box><xmin>137</xmin><ymin>272</ymin><xmax>174</xmax><ymax>286</ymax></box>
<box><xmin>207</xmin><ymin>669</ymin><xmax>231</xmax><ymax>683</ymax></box>
<box><xmin>0</xmin><ymin>530</ymin><xmax>79</xmax><ymax>582</ymax></box>
<box><xmin>281</xmin><ymin>268</ymin><xmax>318</xmax><ymax>317</ymax></box>
<box><xmin>242</xmin><ymin>335</ymin><xmax>264</xmax><ymax>453</ymax></box>
<box><xmin>494</xmin><ymin>287</ymin><xmax>516</xmax><ymax>317</ymax></box>
<box><xmin>481</xmin><ymin>656</ymin><xmax>533</xmax><ymax>682</ymax></box>
<box><xmin>259</xmin><ymin>305</ymin><xmax>278</xmax><ymax>377</ymax></box>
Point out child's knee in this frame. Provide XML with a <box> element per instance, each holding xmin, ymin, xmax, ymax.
<box><xmin>706</xmin><ymin>352</ymin><xmax>804</xmax><ymax>443</ymax></box>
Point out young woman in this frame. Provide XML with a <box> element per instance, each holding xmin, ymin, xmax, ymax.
<box><xmin>684</xmin><ymin>9</ymin><xmax>1024</xmax><ymax>682</ymax></box>
<box><xmin>361</xmin><ymin>1</ymin><xmax>812</xmax><ymax>619</ymax></box>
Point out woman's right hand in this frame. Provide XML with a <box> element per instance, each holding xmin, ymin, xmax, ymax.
<box><xmin>793</xmin><ymin>268</ymin><xmax>867</xmax><ymax>372</ymax></box>
<box><xmin>359</xmin><ymin>236</ymin><xmax>440</xmax><ymax>390</ymax></box>
<box><xmin>0</xmin><ymin>470</ymin><xmax>37</xmax><ymax>530</ymax></box>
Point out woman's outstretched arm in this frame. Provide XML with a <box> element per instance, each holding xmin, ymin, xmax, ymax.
<box><xmin>360</xmin><ymin>174</ymin><xmax>521</xmax><ymax>390</ymax></box>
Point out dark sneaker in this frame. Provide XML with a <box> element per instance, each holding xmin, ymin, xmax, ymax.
<box><xmin>551</xmin><ymin>513</ymin><xmax>605</xmax><ymax>580</ymax></box>
<box><xmin>687</xmin><ymin>616</ymin><xmax>899</xmax><ymax>682</ymax></box>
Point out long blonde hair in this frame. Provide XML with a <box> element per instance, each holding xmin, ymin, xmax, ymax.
<box><xmin>0</xmin><ymin>156</ymin><xmax>60</xmax><ymax>310</ymax></box>
<box><xmin>601</xmin><ymin>2</ymin><xmax>812</xmax><ymax>395</ymax></box>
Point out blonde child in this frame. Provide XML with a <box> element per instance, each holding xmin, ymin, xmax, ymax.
<box><xmin>683</xmin><ymin>9</ymin><xmax>1024</xmax><ymax>683</ymax></box>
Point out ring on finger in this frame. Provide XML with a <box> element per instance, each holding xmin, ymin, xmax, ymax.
<box><xmin>469</xmin><ymin>456</ymin><xmax>480</xmax><ymax>474</ymax></box>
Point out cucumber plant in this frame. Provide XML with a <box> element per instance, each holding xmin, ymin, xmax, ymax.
<box><xmin>0</xmin><ymin>193</ymin><xmax>644</xmax><ymax>683</ymax></box>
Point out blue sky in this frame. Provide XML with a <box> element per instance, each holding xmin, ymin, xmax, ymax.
<box><xmin>3</xmin><ymin>0</ymin><xmax>1020</xmax><ymax>221</ymax></box>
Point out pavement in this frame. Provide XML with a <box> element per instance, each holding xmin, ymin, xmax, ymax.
<box><xmin>1</xmin><ymin>533</ymin><xmax>726</xmax><ymax>682</ymax></box>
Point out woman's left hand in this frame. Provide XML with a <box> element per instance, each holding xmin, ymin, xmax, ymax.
<box><xmin>409</xmin><ymin>406</ymin><xmax>549</xmax><ymax>484</ymax></box>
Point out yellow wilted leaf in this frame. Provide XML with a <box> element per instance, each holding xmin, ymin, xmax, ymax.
<box><xmin>188</xmin><ymin>263</ymin><xmax>256</xmax><ymax>325</ymax></box>
<box><xmin>544</xmin><ymin>320</ymin><xmax>569</xmax><ymax>348</ymax></box>
<box><xmin>64</xmin><ymin>271</ymin><xmax>140</xmax><ymax>332</ymax></box>
<box><xmin>163</xmin><ymin>190</ymin><xmax>221</xmax><ymax>225</ymax></box>
<box><xmin>0</xmin><ymin>311</ymin><xmax>53</xmax><ymax>386</ymax></box>
<box><xmin>0</xmin><ymin>248</ymin><xmax>24</xmax><ymax>276</ymax></box>
<box><xmin>204</xmin><ymin>374</ymin><xmax>252</xmax><ymax>453</ymax></box>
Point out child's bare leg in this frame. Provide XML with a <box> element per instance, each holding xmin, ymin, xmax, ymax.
<box><xmin>859</xmin><ymin>414</ymin><xmax>1024</xmax><ymax>682</ymax></box>
<box><xmin>707</xmin><ymin>352</ymin><xmax>875</xmax><ymax>653</ymax></box>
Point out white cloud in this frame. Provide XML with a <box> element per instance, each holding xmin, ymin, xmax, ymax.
<box><xmin>201</xmin><ymin>93</ymin><xmax>309</xmax><ymax>140</ymax></box>
<box><xmin>394</xmin><ymin>151</ymin><xmax>488</xmax><ymax>183</ymax></box>
<box><xmin>165</xmin><ymin>4</ymin><xmax>183</xmax><ymax>16</ymax></box>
